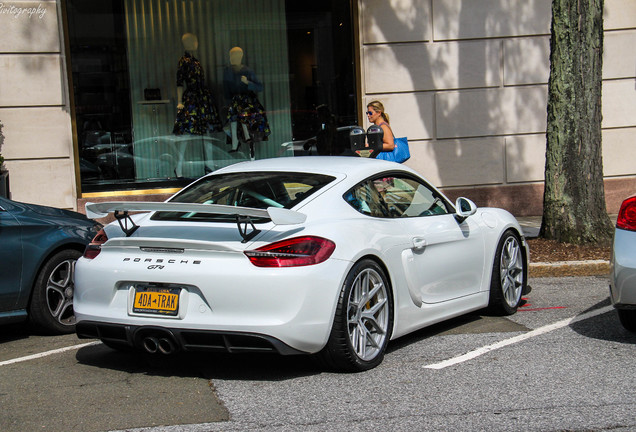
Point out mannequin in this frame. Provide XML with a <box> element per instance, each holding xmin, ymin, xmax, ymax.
<box><xmin>176</xmin><ymin>33</ymin><xmax>197</xmax><ymax>111</ymax></box>
<box><xmin>223</xmin><ymin>46</ymin><xmax>270</xmax><ymax>159</ymax></box>
<box><xmin>173</xmin><ymin>33</ymin><xmax>222</xmax><ymax>135</ymax></box>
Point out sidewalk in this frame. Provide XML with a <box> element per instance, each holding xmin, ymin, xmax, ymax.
<box><xmin>516</xmin><ymin>215</ymin><xmax>613</xmax><ymax>278</ymax></box>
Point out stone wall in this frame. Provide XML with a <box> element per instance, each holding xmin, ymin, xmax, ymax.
<box><xmin>359</xmin><ymin>0</ymin><xmax>636</xmax><ymax>215</ymax></box>
<box><xmin>0</xmin><ymin>1</ymin><xmax>76</xmax><ymax>208</ymax></box>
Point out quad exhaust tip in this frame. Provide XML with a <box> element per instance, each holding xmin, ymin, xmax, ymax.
<box><xmin>142</xmin><ymin>336</ymin><xmax>177</xmax><ymax>355</ymax></box>
<box><xmin>158</xmin><ymin>337</ymin><xmax>175</xmax><ymax>355</ymax></box>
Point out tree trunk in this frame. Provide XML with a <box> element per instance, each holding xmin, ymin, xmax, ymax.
<box><xmin>540</xmin><ymin>0</ymin><xmax>613</xmax><ymax>245</ymax></box>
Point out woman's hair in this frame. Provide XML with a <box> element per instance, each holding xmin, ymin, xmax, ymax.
<box><xmin>367</xmin><ymin>100</ymin><xmax>389</xmax><ymax>123</ymax></box>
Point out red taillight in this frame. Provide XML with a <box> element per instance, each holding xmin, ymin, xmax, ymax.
<box><xmin>244</xmin><ymin>236</ymin><xmax>336</xmax><ymax>267</ymax></box>
<box><xmin>83</xmin><ymin>228</ymin><xmax>108</xmax><ymax>259</ymax></box>
<box><xmin>617</xmin><ymin>196</ymin><xmax>636</xmax><ymax>232</ymax></box>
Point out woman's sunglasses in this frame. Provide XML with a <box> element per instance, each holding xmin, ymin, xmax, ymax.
<box><xmin>366</xmin><ymin>111</ymin><xmax>375</xmax><ymax>115</ymax></box>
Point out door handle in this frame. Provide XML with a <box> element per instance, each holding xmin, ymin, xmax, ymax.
<box><xmin>412</xmin><ymin>237</ymin><xmax>427</xmax><ymax>250</ymax></box>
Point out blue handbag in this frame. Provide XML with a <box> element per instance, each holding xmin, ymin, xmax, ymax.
<box><xmin>376</xmin><ymin>136</ymin><xmax>410</xmax><ymax>163</ymax></box>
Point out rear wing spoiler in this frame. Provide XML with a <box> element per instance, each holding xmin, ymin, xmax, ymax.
<box><xmin>85</xmin><ymin>201</ymin><xmax>306</xmax><ymax>242</ymax></box>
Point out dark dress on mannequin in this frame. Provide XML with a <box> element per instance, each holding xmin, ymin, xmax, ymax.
<box><xmin>223</xmin><ymin>65</ymin><xmax>271</xmax><ymax>144</ymax></box>
<box><xmin>173</xmin><ymin>51</ymin><xmax>222</xmax><ymax>135</ymax></box>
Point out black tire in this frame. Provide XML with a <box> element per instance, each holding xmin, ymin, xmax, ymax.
<box><xmin>29</xmin><ymin>249</ymin><xmax>82</xmax><ymax>334</ymax></box>
<box><xmin>318</xmin><ymin>259</ymin><xmax>393</xmax><ymax>372</ymax></box>
<box><xmin>617</xmin><ymin>309</ymin><xmax>636</xmax><ymax>333</ymax></box>
<box><xmin>487</xmin><ymin>230</ymin><xmax>526</xmax><ymax>316</ymax></box>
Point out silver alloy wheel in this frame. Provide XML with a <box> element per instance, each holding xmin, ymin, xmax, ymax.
<box><xmin>46</xmin><ymin>258</ymin><xmax>76</xmax><ymax>326</ymax></box>
<box><xmin>346</xmin><ymin>267</ymin><xmax>390</xmax><ymax>361</ymax></box>
<box><xmin>500</xmin><ymin>235</ymin><xmax>524</xmax><ymax>308</ymax></box>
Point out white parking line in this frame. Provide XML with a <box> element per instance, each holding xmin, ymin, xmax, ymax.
<box><xmin>424</xmin><ymin>305</ymin><xmax>613</xmax><ymax>370</ymax></box>
<box><xmin>0</xmin><ymin>341</ymin><xmax>101</xmax><ymax>367</ymax></box>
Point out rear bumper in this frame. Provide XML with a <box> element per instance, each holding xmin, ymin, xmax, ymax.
<box><xmin>74</xmin><ymin>254</ymin><xmax>351</xmax><ymax>354</ymax></box>
<box><xmin>76</xmin><ymin>321</ymin><xmax>305</xmax><ymax>355</ymax></box>
<box><xmin>610</xmin><ymin>228</ymin><xmax>636</xmax><ymax>307</ymax></box>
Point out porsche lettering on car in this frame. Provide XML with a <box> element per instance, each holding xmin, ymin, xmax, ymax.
<box><xmin>74</xmin><ymin>156</ymin><xmax>530</xmax><ymax>371</ymax></box>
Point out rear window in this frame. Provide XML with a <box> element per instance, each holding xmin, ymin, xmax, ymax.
<box><xmin>152</xmin><ymin>171</ymin><xmax>335</xmax><ymax>222</ymax></box>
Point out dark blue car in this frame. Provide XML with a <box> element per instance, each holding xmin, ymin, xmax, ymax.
<box><xmin>0</xmin><ymin>196</ymin><xmax>101</xmax><ymax>334</ymax></box>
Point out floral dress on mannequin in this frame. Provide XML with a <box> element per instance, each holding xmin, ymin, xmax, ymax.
<box><xmin>173</xmin><ymin>52</ymin><xmax>222</xmax><ymax>135</ymax></box>
<box><xmin>223</xmin><ymin>64</ymin><xmax>271</xmax><ymax>144</ymax></box>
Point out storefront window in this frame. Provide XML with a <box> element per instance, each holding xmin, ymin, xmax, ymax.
<box><xmin>66</xmin><ymin>0</ymin><xmax>358</xmax><ymax>193</ymax></box>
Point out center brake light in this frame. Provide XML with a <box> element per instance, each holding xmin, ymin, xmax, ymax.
<box><xmin>244</xmin><ymin>236</ymin><xmax>336</xmax><ymax>267</ymax></box>
<box><xmin>617</xmin><ymin>196</ymin><xmax>636</xmax><ymax>232</ymax></box>
<box><xmin>83</xmin><ymin>228</ymin><xmax>109</xmax><ymax>259</ymax></box>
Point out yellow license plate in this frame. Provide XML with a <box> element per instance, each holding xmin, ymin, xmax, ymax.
<box><xmin>133</xmin><ymin>286</ymin><xmax>180</xmax><ymax>316</ymax></box>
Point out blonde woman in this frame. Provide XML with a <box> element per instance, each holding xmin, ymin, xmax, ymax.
<box><xmin>366</xmin><ymin>100</ymin><xmax>395</xmax><ymax>152</ymax></box>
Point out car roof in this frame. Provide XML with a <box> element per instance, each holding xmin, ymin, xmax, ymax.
<box><xmin>214</xmin><ymin>156</ymin><xmax>407</xmax><ymax>178</ymax></box>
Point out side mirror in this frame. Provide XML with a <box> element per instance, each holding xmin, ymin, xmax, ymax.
<box><xmin>454</xmin><ymin>197</ymin><xmax>477</xmax><ymax>223</ymax></box>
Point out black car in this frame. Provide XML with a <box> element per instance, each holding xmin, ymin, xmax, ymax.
<box><xmin>0</xmin><ymin>197</ymin><xmax>101</xmax><ymax>334</ymax></box>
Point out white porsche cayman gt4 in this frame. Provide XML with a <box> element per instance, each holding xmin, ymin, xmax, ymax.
<box><xmin>75</xmin><ymin>156</ymin><xmax>529</xmax><ymax>371</ymax></box>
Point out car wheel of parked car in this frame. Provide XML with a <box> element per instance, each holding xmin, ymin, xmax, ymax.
<box><xmin>617</xmin><ymin>309</ymin><xmax>636</xmax><ymax>332</ymax></box>
<box><xmin>487</xmin><ymin>230</ymin><xmax>525</xmax><ymax>316</ymax></box>
<box><xmin>29</xmin><ymin>249</ymin><xmax>81</xmax><ymax>334</ymax></box>
<box><xmin>319</xmin><ymin>259</ymin><xmax>393</xmax><ymax>372</ymax></box>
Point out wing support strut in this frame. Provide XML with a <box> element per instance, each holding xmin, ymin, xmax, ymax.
<box><xmin>237</xmin><ymin>215</ymin><xmax>260</xmax><ymax>243</ymax></box>
<box><xmin>114</xmin><ymin>210</ymin><xmax>139</xmax><ymax>237</ymax></box>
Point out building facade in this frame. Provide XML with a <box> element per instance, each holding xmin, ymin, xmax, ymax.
<box><xmin>1</xmin><ymin>0</ymin><xmax>635</xmax><ymax>216</ymax></box>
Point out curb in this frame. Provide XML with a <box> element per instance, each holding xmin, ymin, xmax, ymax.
<box><xmin>529</xmin><ymin>260</ymin><xmax>610</xmax><ymax>278</ymax></box>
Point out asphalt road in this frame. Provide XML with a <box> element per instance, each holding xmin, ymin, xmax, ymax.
<box><xmin>1</xmin><ymin>275</ymin><xmax>635</xmax><ymax>432</ymax></box>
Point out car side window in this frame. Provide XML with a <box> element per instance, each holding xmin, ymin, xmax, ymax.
<box><xmin>345</xmin><ymin>175</ymin><xmax>450</xmax><ymax>218</ymax></box>
<box><xmin>344</xmin><ymin>180</ymin><xmax>390</xmax><ymax>218</ymax></box>
<box><xmin>396</xmin><ymin>177</ymin><xmax>450</xmax><ymax>217</ymax></box>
